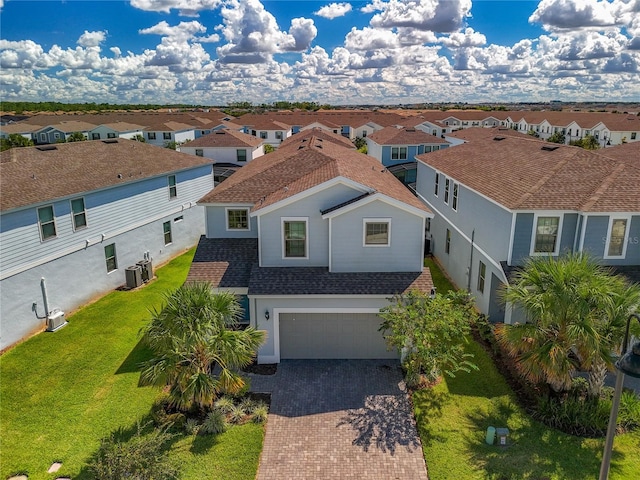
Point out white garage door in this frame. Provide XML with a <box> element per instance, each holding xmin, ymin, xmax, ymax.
<box><xmin>279</xmin><ymin>312</ymin><xmax>398</xmax><ymax>359</ymax></box>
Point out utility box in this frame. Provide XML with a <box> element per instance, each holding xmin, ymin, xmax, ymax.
<box><xmin>496</xmin><ymin>428</ymin><xmax>510</xmax><ymax>446</ymax></box>
<box><xmin>47</xmin><ymin>309</ymin><xmax>67</xmax><ymax>332</ymax></box>
<box><xmin>137</xmin><ymin>260</ymin><xmax>153</xmax><ymax>283</ymax></box>
<box><xmin>125</xmin><ymin>265</ymin><xmax>142</xmax><ymax>289</ymax></box>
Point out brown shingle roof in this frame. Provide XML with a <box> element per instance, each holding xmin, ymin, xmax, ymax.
<box><xmin>186</xmin><ymin>237</ymin><xmax>257</xmax><ymax>287</ymax></box>
<box><xmin>198</xmin><ymin>134</ymin><xmax>430</xmax><ymax>214</ymax></box>
<box><xmin>0</xmin><ymin>139</ymin><xmax>213</xmax><ymax>211</ymax></box>
<box><xmin>368</xmin><ymin>126</ymin><xmax>449</xmax><ymax>145</ymax></box>
<box><xmin>416</xmin><ymin>132</ymin><xmax>640</xmax><ymax>212</ymax></box>
<box><xmin>180</xmin><ymin>129</ymin><xmax>263</xmax><ymax>148</ymax></box>
<box><xmin>280</xmin><ymin>127</ymin><xmax>354</xmax><ymax>149</ymax></box>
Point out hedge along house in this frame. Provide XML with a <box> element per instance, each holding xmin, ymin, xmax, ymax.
<box><xmin>188</xmin><ymin>129</ymin><xmax>434</xmax><ymax>363</ymax></box>
<box><xmin>0</xmin><ymin>139</ymin><xmax>214</xmax><ymax>351</ymax></box>
<box><xmin>414</xmin><ymin>128</ymin><xmax>640</xmax><ymax>324</ymax></box>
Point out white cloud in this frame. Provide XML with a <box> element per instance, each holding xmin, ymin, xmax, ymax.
<box><xmin>110</xmin><ymin>46</ymin><xmax>122</xmax><ymax>57</ymax></box>
<box><xmin>363</xmin><ymin>0</ymin><xmax>472</xmax><ymax>33</ymax></box>
<box><xmin>440</xmin><ymin>27</ymin><xmax>486</xmax><ymax>48</ymax></box>
<box><xmin>77</xmin><ymin>30</ymin><xmax>107</xmax><ymax>48</ymax></box>
<box><xmin>345</xmin><ymin>27</ymin><xmax>400</xmax><ymax>50</ymax></box>
<box><xmin>197</xmin><ymin>34</ymin><xmax>220</xmax><ymax>43</ymax></box>
<box><xmin>130</xmin><ymin>0</ymin><xmax>222</xmax><ymax>17</ymax></box>
<box><xmin>139</xmin><ymin>21</ymin><xmax>207</xmax><ymax>39</ymax></box>
<box><xmin>315</xmin><ymin>2</ymin><xmax>353</xmax><ymax>19</ymax></box>
<box><xmin>529</xmin><ymin>0</ymin><xmax>631</xmax><ymax>30</ymax></box>
<box><xmin>0</xmin><ymin>40</ymin><xmax>48</xmax><ymax>69</ymax></box>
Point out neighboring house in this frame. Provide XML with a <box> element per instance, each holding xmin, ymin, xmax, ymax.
<box><xmin>415</xmin><ymin>130</ymin><xmax>640</xmax><ymax>324</ymax></box>
<box><xmin>243</xmin><ymin>120</ymin><xmax>292</xmax><ymax>148</ymax></box>
<box><xmin>367</xmin><ymin>126</ymin><xmax>450</xmax><ymax>185</ymax></box>
<box><xmin>33</xmin><ymin>121</ymin><xmax>96</xmax><ymax>144</ymax></box>
<box><xmin>188</xmin><ymin>130</ymin><xmax>434</xmax><ymax>363</ymax></box>
<box><xmin>0</xmin><ymin>123</ymin><xmax>41</xmax><ymax>141</ymax></box>
<box><xmin>178</xmin><ymin>129</ymin><xmax>265</xmax><ymax>165</ymax></box>
<box><xmin>0</xmin><ymin>139</ymin><xmax>214</xmax><ymax>351</ymax></box>
<box><xmin>142</xmin><ymin>120</ymin><xmax>198</xmax><ymax>147</ymax></box>
<box><xmin>88</xmin><ymin>122</ymin><xmax>146</xmax><ymax>141</ymax></box>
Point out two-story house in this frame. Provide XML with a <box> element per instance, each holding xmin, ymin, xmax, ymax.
<box><xmin>243</xmin><ymin>120</ymin><xmax>292</xmax><ymax>148</ymax></box>
<box><xmin>415</xmin><ymin>129</ymin><xmax>640</xmax><ymax>324</ymax></box>
<box><xmin>188</xmin><ymin>130</ymin><xmax>434</xmax><ymax>363</ymax></box>
<box><xmin>0</xmin><ymin>139</ymin><xmax>214</xmax><ymax>351</ymax></box>
<box><xmin>178</xmin><ymin>129</ymin><xmax>265</xmax><ymax>165</ymax></box>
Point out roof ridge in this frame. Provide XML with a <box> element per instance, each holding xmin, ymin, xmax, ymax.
<box><xmin>579</xmin><ymin>161</ymin><xmax>627</xmax><ymax>211</ymax></box>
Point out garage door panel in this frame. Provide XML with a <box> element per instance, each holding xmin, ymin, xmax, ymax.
<box><xmin>279</xmin><ymin>312</ymin><xmax>398</xmax><ymax>359</ymax></box>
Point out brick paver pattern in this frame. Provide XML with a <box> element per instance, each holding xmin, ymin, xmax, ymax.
<box><xmin>251</xmin><ymin>360</ymin><xmax>429</xmax><ymax>480</ymax></box>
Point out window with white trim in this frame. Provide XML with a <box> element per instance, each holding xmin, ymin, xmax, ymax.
<box><xmin>364</xmin><ymin>219</ymin><xmax>390</xmax><ymax>246</ymax></box>
<box><xmin>391</xmin><ymin>147</ymin><xmax>407</xmax><ymax>160</ymax></box>
<box><xmin>444</xmin><ymin>178</ymin><xmax>450</xmax><ymax>204</ymax></box>
<box><xmin>236</xmin><ymin>149</ymin><xmax>247</xmax><ymax>162</ymax></box>
<box><xmin>163</xmin><ymin>221</ymin><xmax>172</xmax><ymax>245</ymax></box>
<box><xmin>477</xmin><ymin>261</ymin><xmax>486</xmax><ymax>293</ymax></box>
<box><xmin>92</xmin><ymin>133</ymin><xmax>100</xmax><ymax>140</ymax></box>
<box><xmin>195</xmin><ymin>149</ymin><xmax>203</xmax><ymax>157</ymax></box>
<box><xmin>533</xmin><ymin>216</ymin><xmax>560</xmax><ymax>253</ymax></box>
<box><xmin>283</xmin><ymin>219</ymin><xmax>307</xmax><ymax>258</ymax></box>
<box><xmin>37</xmin><ymin>205</ymin><xmax>57</xmax><ymax>241</ymax></box>
<box><xmin>104</xmin><ymin>243</ymin><xmax>117</xmax><ymax>272</ymax></box>
<box><xmin>168</xmin><ymin>175</ymin><xmax>177</xmax><ymax>199</ymax></box>
<box><xmin>163</xmin><ymin>132</ymin><xmax>172</xmax><ymax>140</ymax></box>
<box><xmin>605</xmin><ymin>217</ymin><xmax>629</xmax><ymax>258</ymax></box>
<box><xmin>260</xmin><ymin>131</ymin><xmax>267</xmax><ymax>139</ymax></box>
<box><xmin>148</xmin><ymin>132</ymin><xmax>156</xmax><ymax>140</ymax></box>
<box><xmin>452</xmin><ymin>182</ymin><xmax>459</xmax><ymax>211</ymax></box>
<box><xmin>107</xmin><ymin>132</ymin><xmax>116</xmax><ymax>139</ymax></box>
<box><xmin>226</xmin><ymin>208</ymin><xmax>249</xmax><ymax>230</ymax></box>
<box><xmin>70</xmin><ymin>197</ymin><xmax>87</xmax><ymax>231</ymax></box>
<box><xmin>275</xmin><ymin>131</ymin><xmax>283</xmax><ymax>140</ymax></box>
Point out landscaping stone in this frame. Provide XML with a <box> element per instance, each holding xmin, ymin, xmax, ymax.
<box><xmin>47</xmin><ymin>463</ymin><xmax>62</xmax><ymax>473</ymax></box>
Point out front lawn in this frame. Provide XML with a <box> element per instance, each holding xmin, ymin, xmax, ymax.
<box><xmin>0</xmin><ymin>248</ymin><xmax>264</xmax><ymax>480</ymax></box>
<box><xmin>417</xmin><ymin>259</ymin><xmax>640</xmax><ymax>479</ymax></box>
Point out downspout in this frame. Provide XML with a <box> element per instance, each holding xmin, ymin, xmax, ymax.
<box><xmin>467</xmin><ymin>229</ymin><xmax>475</xmax><ymax>292</ymax></box>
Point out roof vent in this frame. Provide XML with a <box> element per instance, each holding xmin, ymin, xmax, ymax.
<box><xmin>215</xmin><ymin>131</ymin><xmax>226</xmax><ymax>134</ymax></box>
<box><xmin>493</xmin><ymin>136</ymin><xmax>506</xmax><ymax>141</ymax></box>
<box><xmin>102</xmin><ymin>139</ymin><xmax>118</xmax><ymax>144</ymax></box>
<box><xmin>406</xmin><ymin>128</ymin><xmax>415</xmax><ymax>132</ymax></box>
<box><xmin>36</xmin><ymin>145</ymin><xmax>57</xmax><ymax>151</ymax></box>
<box><xmin>541</xmin><ymin>145</ymin><xmax>560</xmax><ymax>151</ymax></box>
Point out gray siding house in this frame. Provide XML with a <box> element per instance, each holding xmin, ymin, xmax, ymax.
<box><xmin>415</xmin><ymin>129</ymin><xmax>640</xmax><ymax>324</ymax></box>
<box><xmin>0</xmin><ymin>139</ymin><xmax>214</xmax><ymax>350</ymax></box>
<box><xmin>188</xmin><ymin>129</ymin><xmax>434</xmax><ymax>363</ymax></box>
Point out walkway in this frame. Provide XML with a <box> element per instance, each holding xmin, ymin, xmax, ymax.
<box><xmin>250</xmin><ymin>359</ymin><xmax>429</xmax><ymax>480</ymax></box>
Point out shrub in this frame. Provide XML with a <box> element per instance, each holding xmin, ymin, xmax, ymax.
<box><xmin>534</xmin><ymin>396</ymin><xmax>610</xmax><ymax>436</ymax></box>
<box><xmin>239</xmin><ymin>397</ymin><xmax>257</xmax><ymax>413</ymax></box>
<box><xmin>89</xmin><ymin>422</ymin><xmax>179</xmax><ymax>480</ymax></box>
<box><xmin>200</xmin><ymin>410</ymin><xmax>227</xmax><ymax>435</ymax></box>
<box><xmin>570</xmin><ymin>376</ymin><xmax>589</xmax><ymax>397</ymax></box>
<box><xmin>251</xmin><ymin>404</ymin><xmax>269</xmax><ymax>424</ymax></box>
<box><xmin>619</xmin><ymin>391</ymin><xmax>640</xmax><ymax>430</ymax></box>
<box><xmin>228</xmin><ymin>405</ymin><xmax>247</xmax><ymax>424</ymax></box>
<box><xmin>184</xmin><ymin>418</ymin><xmax>201</xmax><ymax>436</ymax></box>
<box><xmin>214</xmin><ymin>396</ymin><xmax>235</xmax><ymax>414</ymax></box>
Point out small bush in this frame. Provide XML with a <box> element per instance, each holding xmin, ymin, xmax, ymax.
<box><xmin>184</xmin><ymin>418</ymin><xmax>200</xmax><ymax>436</ymax></box>
<box><xmin>228</xmin><ymin>405</ymin><xmax>247</xmax><ymax>424</ymax></box>
<box><xmin>214</xmin><ymin>396</ymin><xmax>235</xmax><ymax>414</ymax></box>
<box><xmin>239</xmin><ymin>397</ymin><xmax>257</xmax><ymax>413</ymax></box>
<box><xmin>200</xmin><ymin>410</ymin><xmax>227</xmax><ymax>435</ymax></box>
<box><xmin>570</xmin><ymin>376</ymin><xmax>589</xmax><ymax>396</ymax></box>
<box><xmin>89</xmin><ymin>422</ymin><xmax>179</xmax><ymax>480</ymax></box>
<box><xmin>619</xmin><ymin>391</ymin><xmax>640</xmax><ymax>430</ymax></box>
<box><xmin>251</xmin><ymin>404</ymin><xmax>269</xmax><ymax>424</ymax></box>
<box><xmin>534</xmin><ymin>396</ymin><xmax>610</xmax><ymax>436</ymax></box>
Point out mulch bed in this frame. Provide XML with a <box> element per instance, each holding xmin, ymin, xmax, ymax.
<box><xmin>242</xmin><ymin>362</ymin><xmax>277</xmax><ymax>375</ymax></box>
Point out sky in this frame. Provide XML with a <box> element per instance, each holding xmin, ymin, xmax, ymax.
<box><xmin>0</xmin><ymin>0</ymin><xmax>639</xmax><ymax>105</ymax></box>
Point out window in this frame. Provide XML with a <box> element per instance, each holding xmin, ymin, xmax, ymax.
<box><xmin>391</xmin><ymin>147</ymin><xmax>408</xmax><ymax>160</ymax></box>
<box><xmin>163</xmin><ymin>132</ymin><xmax>171</xmax><ymax>140</ymax></box>
<box><xmin>364</xmin><ymin>219</ymin><xmax>390</xmax><ymax>246</ymax></box>
<box><xmin>92</xmin><ymin>133</ymin><xmax>100</xmax><ymax>140</ymax></box>
<box><xmin>275</xmin><ymin>131</ymin><xmax>283</xmax><ymax>140</ymax></box>
<box><xmin>425</xmin><ymin>217</ymin><xmax>431</xmax><ymax>232</ymax></box>
<box><xmin>260</xmin><ymin>131</ymin><xmax>268</xmax><ymax>139</ymax></box>
<box><xmin>477</xmin><ymin>261</ymin><xmax>486</xmax><ymax>293</ymax></box>
<box><xmin>195</xmin><ymin>149</ymin><xmax>203</xmax><ymax>157</ymax></box>
<box><xmin>168</xmin><ymin>175</ymin><xmax>177</xmax><ymax>199</ymax></box>
<box><xmin>40</xmin><ymin>133</ymin><xmax>47</xmax><ymax>142</ymax></box>
<box><xmin>283</xmin><ymin>219</ymin><xmax>307</xmax><ymax>258</ymax></box>
<box><xmin>54</xmin><ymin>133</ymin><xmax>60</xmax><ymax>139</ymax></box>
<box><xmin>70</xmin><ymin>197</ymin><xmax>87</xmax><ymax>230</ymax></box>
<box><xmin>445</xmin><ymin>229</ymin><xmax>451</xmax><ymax>254</ymax></box>
<box><xmin>37</xmin><ymin>205</ymin><xmax>57</xmax><ymax>240</ymax></box>
<box><xmin>251</xmin><ymin>130</ymin><xmax>256</xmax><ymax>136</ymax></box>
<box><xmin>452</xmin><ymin>182</ymin><xmax>459</xmax><ymax>211</ymax></box>
<box><xmin>163</xmin><ymin>221</ymin><xmax>172</xmax><ymax>245</ymax></box>
<box><xmin>174</xmin><ymin>215</ymin><xmax>183</xmax><ymax>222</ymax></box>
<box><xmin>148</xmin><ymin>132</ymin><xmax>156</xmax><ymax>140</ymax></box>
<box><xmin>533</xmin><ymin>216</ymin><xmax>560</xmax><ymax>253</ymax></box>
<box><xmin>434</xmin><ymin>173</ymin><xmax>439</xmax><ymax>196</ymax></box>
<box><xmin>606</xmin><ymin>218</ymin><xmax>629</xmax><ymax>257</ymax></box>
<box><xmin>227</xmin><ymin>208</ymin><xmax>249</xmax><ymax>230</ymax></box>
<box><xmin>104</xmin><ymin>243</ymin><xmax>117</xmax><ymax>272</ymax></box>
<box><xmin>107</xmin><ymin>132</ymin><xmax>116</xmax><ymax>139</ymax></box>
<box><xmin>632</xmin><ymin>132</ymin><xmax>637</xmax><ymax>140</ymax></box>
<box><xmin>236</xmin><ymin>149</ymin><xmax>247</xmax><ymax>162</ymax></box>
<box><xmin>362</xmin><ymin>131</ymin><xmax>367</xmax><ymax>137</ymax></box>
<box><xmin>444</xmin><ymin>178</ymin><xmax>450</xmax><ymax>204</ymax></box>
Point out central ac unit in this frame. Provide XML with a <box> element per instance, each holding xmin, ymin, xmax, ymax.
<box><xmin>125</xmin><ymin>265</ymin><xmax>143</xmax><ymax>289</ymax></box>
<box><xmin>47</xmin><ymin>309</ymin><xmax>67</xmax><ymax>332</ymax></box>
<box><xmin>137</xmin><ymin>259</ymin><xmax>153</xmax><ymax>283</ymax></box>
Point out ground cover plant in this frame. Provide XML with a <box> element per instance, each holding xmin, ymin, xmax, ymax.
<box><xmin>0</xmin><ymin>249</ymin><xmax>264</xmax><ymax>480</ymax></box>
<box><xmin>416</xmin><ymin>257</ymin><xmax>640</xmax><ymax>480</ymax></box>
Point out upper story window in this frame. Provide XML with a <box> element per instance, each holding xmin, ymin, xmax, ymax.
<box><xmin>452</xmin><ymin>183</ymin><xmax>459</xmax><ymax>211</ymax></box>
<box><xmin>605</xmin><ymin>217</ymin><xmax>630</xmax><ymax>258</ymax></box>
<box><xmin>434</xmin><ymin>173</ymin><xmax>440</xmax><ymax>196</ymax></box>
<box><xmin>168</xmin><ymin>175</ymin><xmax>177</xmax><ymax>199</ymax></box>
<box><xmin>364</xmin><ymin>219</ymin><xmax>391</xmax><ymax>247</ymax></box>
<box><xmin>632</xmin><ymin>132</ymin><xmax>637</xmax><ymax>140</ymax></box>
<box><xmin>163</xmin><ymin>132</ymin><xmax>172</xmax><ymax>140</ymax></box>
<box><xmin>148</xmin><ymin>132</ymin><xmax>156</xmax><ymax>140</ymax></box>
<box><xmin>251</xmin><ymin>130</ymin><xmax>257</xmax><ymax>136</ymax></box>
<box><xmin>107</xmin><ymin>132</ymin><xmax>116</xmax><ymax>139</ymax></box>
<box><xmin>70</xmin><ymin>197</ymin><xmax>87</xmax><ymax>231</ymax></box>
<box><xmin>275</xmin><ymin>131</ymin><xmax>283</xmax><ymax>140</ymax></box>
<box><xmin>92</xmin><ymin>133</ymin><xmax>100</xmax><ymax>140</ymax></box>
<box><xmin>283</xmin><ymin>218</ymin><xmax>307</xmax><ymax>258</ymax></box>
<box><xmin>195</xmin><ymin>149</ymin><xmax>203</xmax><ymax>157</ymax></box>
<box><xmin>444</xmin><ymin>178</ymin><xmax>450</xmax><ymax>204</ymax></box>
<box><xmin>362</xmin><ymin>131</ymin><xmax>367</xmax><ymax>137</ymax></box>
<box><xmin>532</xmin><ymin>215</ymin><xmax>561</xmax><ymax>254</ymax></box>
<box><xmin>37</xmin><ymin>205</ymin><xmax>57</xmax><ymax>241</ymax></box>
<box><xmin>477</xmin><ymin>261</ymin><xmax>486</xmax><ymax>293</ymax></box>
<box><xmin>260</xmin><ymin>131</ymin><xmax>268</xmax><ymax>139</ymax></box>
<box><xmin>237</xmin><ymin>149</ymin><xmax>247</xmax><ymax>162</ymax></box>
<box><xmin>391</xmin><ymin>147</ymin><xmax>407</xmax><ymax>160</ymax></box>
<box><xmin>104</xmin><ymin>243</ymin><xmax>117</xmax><ymax>272</ymax></box>
<box><xmin>226</xmin><ymin>208</ymin><xmax>249</xmax><ymax>231</ymax></box>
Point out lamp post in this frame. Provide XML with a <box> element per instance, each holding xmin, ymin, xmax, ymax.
<box><xmin>599</xmin><ymin>313</ymin><xmax>640</xmax><ymax>480</ymax></box>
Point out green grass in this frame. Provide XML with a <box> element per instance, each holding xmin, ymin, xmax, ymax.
<box><xmin>0</xmin><ymin>248</ymin><xmax>264</xmax><ymax>480</ymax></box>
<box><xmin>416</xmin><ymin>260</ymin><xmax>640</xmax><ymax>480</ymax></box>
<box><xmin>424</xmin><ymin>256</ymin><xmax>455</xmax><ymax>293</ymax></box>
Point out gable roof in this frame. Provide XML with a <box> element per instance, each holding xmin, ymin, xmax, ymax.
<box><xmin>0</xmin><ymin>139</ymin><xmax>213</xmax><ymax>212</ymax></box>
<box><xmin>198</xmin><ymin>133</ymin><xmax>430</xmax><ymax>214</ymax></box>
<box><xmin>416</xmin><ymin>131</ymin><xmax>640</xmax><ymax>213</ymax></box>
<box><xmin>180</xmin><ymin>129</ymin><xmax>263</xmax><ymax>148</ymax></box>
<box><xmin>368</xmin><ymin>126</ymin><xmax>449</xmax><ymax>145</ymax></box>
<box><xmin>279</xmin><ymin>127</ymin><xmax>354</xmax><ymax>149</ymax></box>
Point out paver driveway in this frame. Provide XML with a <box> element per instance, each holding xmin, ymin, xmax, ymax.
<box><xmin>250</xmin><ymin>359</ymin><xmax>429</xmax><ymax>480</ymax></box>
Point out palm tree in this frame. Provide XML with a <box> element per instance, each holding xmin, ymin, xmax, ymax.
<box><xmin>496</xmin><ymin>254</ymin><xmax>620</xmax><ymax>394</ymax></box>
<box><xmin>139</xmin><ymin>283</ymin><xmax>265</xmax><ymax>411</ymax></box>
